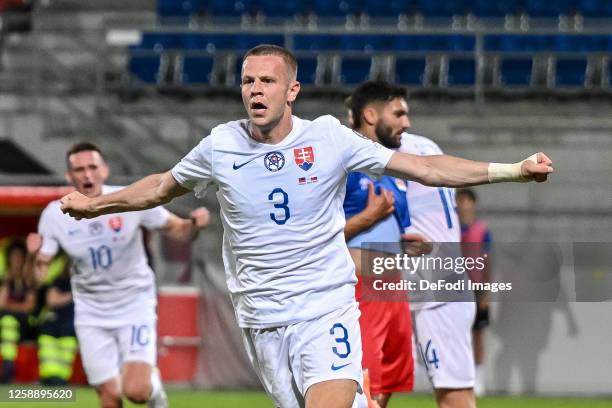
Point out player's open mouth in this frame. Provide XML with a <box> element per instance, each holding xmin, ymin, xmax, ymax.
<box><xmin>83</xmin><ymin>182</ymin><xmax>94</xmax><ymax>189</ymax></box>
<box><xmin>250</xmin><ymin>102</ymin><xmax>267</xmax><ymax>115</ymax></box>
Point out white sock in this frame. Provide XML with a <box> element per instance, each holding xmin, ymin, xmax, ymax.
<box><xmin>149</xmin><ymin>367</ymin><xmax>162</xmax><ymax>401</ymax></box>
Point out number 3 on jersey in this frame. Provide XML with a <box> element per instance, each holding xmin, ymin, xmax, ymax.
<box><xmin>268</xmin><ymin>188</ymin><xmax>290</xmax><ymax>225</ymax></box>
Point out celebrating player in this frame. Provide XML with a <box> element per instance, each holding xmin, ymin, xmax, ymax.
<box><xmin>342</xmin><ymin>81</ymin><xmax>417</xmax><ymax>408</ymax></box>
<box><xmin>30</xmin><ymin>142</ymin><xmax>210</xmax><ymax>408</ymax></box>
<box><xmin>59</xmin><ymin>45</ymin><xmax>552</xmax><ymax>408</ymax></box>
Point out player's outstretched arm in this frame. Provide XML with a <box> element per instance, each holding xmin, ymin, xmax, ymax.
<box><xmin>384</xmin><ymin>152</ymin><xmax>553</xmax><ymax>187</ymax></box>
<box><xmin>61</xmin><ymin>171</ymin><xmax>189</xmax><ymax>220</ymax></box>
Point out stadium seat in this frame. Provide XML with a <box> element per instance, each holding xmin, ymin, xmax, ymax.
<box><xmin>207</xmin><ymin>0</ymin><xmax>249</xmax><ymax>17</ymax></box>
<box><xmin>554</xmin><ymin>58</ymin><xmax>589</xmax><ymax>87</ymax></box>
<box><xmin>158</xmin><ymin>0</ymin><xmax>199</xmax><ymax>17</ymax></box>
<box><xmin>445</xmin><ymin>57</ymin><xmax>477</xmax><ymax>86</ymax></box>
<box><xmin>393</xmin><ymin>34</ymin><xmax>475</xmax><ymax>51</ymax></box>
<box><xmin>394</xmin><ymin>57</ymin><xmax>428</xmax><ymax>86</ymax></box>
<box><xmin>554</xmin><ymin>34</ymin><xmax>609</xmax><ymax>52</ymax></box>
<box><xmin>181</xmin><ymin>55</ymin><xmax>215</xmax><ymax>84</ymax></box>
<box><xmin>314</xmin><ymin>0</ymin><xmax>360</xmax><ymax>17</ymax></box>
<box><xmin>182</xmin><ymin>33</ymin><xmax>284</xmax><ymax>52</ymax></box>
<box><xmin>293</xmin><ymin>34</ymin><xmax>343</xmax><ymax>51</ymax></box>
<box><xmin>255</xmin><ymin>0</ymin><xmax>303</xmax><ymax>17</ymax></box>
<box><xmin>296</xmin><ymin>56</ymin><xmax>321</xmax><ymax>85</ymax></box>
<box><xmin>363</xmin><ymin>0</ymin><xmax>412</xmax><ymax>17</ymax></box>
<box><xmin>484</xmin><ymin>34</ymin><xmax>556</xmax><ymax>52</ymax></box>
<box><xmin>234</xmin><ymin>34</ymin><xmax>285</xmax><ymax>51</ymax></box>
<box><xmin>128</xmin><ymin>53</ymin><xmax>163</xmax><ymax>84</ymax></box>
<box><xmin>524</xmin><ymin>0</ymin><xmax>576</xmax><ymax>18</ymax></box>
<box><xmin>339</xmin><ymin>34</ymin><xmax>394</xmax><ymax>51</ymax></box>
<box><xmin>339</xmin><ymin>56</ymin><xmax>373</xmax><ymax>85</ymax></box>
<box><xmin>498</xmin><ymin>57</ymin><xmax>534</xmax><ymax>86</ymax></box>
<box><xmin>415</xmin><ymin>0</ymin><xmax>467</xmax><ymax>17</ymax></box>
<box><xmin>472</xmin><ymin>0</ymin><xmax>518</xmax><ymax>17</ymax></box>
<box><xmin>135</xmin><ymin>33</ymin><xmax>185</xmax><ymax>51</ymax></box>
<box><xmin>578</xmin><ymin>0</ymin><xmax>612</xmax><ymax>18</ymax></box>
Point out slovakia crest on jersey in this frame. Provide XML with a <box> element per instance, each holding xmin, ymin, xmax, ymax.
<box><xmin>293</xmin><ymin>147</ymin><xmax>314</xmax><ymax>171</ymax></box>
<box><xmin>108</xmin><ymin>216</ymin><xmax>123</xmax><ymax>233</ymax></box>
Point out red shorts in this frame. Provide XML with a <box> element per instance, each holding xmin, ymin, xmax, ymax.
<box><xmin>357</xmin><ymin>277</ymin><xmax>414</xmax><ymax>395</ymax></box>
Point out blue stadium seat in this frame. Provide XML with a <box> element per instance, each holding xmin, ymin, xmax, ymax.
<box><xmin>239</xmin><ymin>34</ymin><xmax>285</xmax><ymax>50</ymax></box>
<box><xmin>181</xmin><ymin>55</ymin><xmax>215</xmax><ymax>84</ymax></box>
<box><xmin>128</xmin><ymin>54</ymin><xmax>162</xmax><ymax>83</ymax></box>
<box><xmin>578</xmin><ymin>0</ymin><xmax>612</xmax><ymax>18</ymax></box>
<box><xmin>293</xmin><ymin>34</ymin><xmax>343</xmax><ymax>51</ymax></box>
<box><xmin>472</xmin><ymin>0</ymin><xmax>518</xmax><ymax>17</ymax></box>
<box><xmin>499</xmin><ymin>57</ymin><xmax>534</xmax><ymax>86</ymax></box>
<box><xmin>207</xmin><ymin>0</ymin><xmax>249</xmax><ymax>17</ymax></box>
<box><xmin>182</xmin><ymin>33</ymin><xmax>284</xmax><ymax>51</ymax></box>
<box><xmin>158</xmin><ymin>0</ymin><xmax>199</xmax><ymax>17</ymax></box>
<box><xmin>339</xmin><ymin>56</ymin><xmax>373</xmax><ymax>84</ymax></box>
<box><xmin>393</xmin><ymin>34</ymin><xmax>475</xmax><ymax>51</ymax></box>
<box><xmin>363</xmin><ymin>0</ymin><xmax>413</xmax><ymax>17</ymax></box>
<box><xmin>555</xmin><ymin>58</ymin><xmax>588</xmax><ymax>87</ymax></box>
<box><xmin>445</xmin><ymin>58</ymin><xmax>477</xmax><ymax>86</ymax></box>
<box><xmin>135</xmin><ymin>33</ymin><xmax>185</xmax><ymax>51</ymax></box>
<box><xmin>394</xmin><ymin>57</ymin><xmax>427</xmax><ymax>86</ymax></box>
<box><xmin>524</xmin><ymin>0</ymin><xmax>576</xmax><ymax>18</ymax></box>
<box><xmin>416</xmin><ymin>0</ymin><xmax>467</xmax><ymax>17</ymax></box>
<box><xmin>554</xmin><ymin>34</ymin><xmax>609</xmax><ymax>52</ymax></box>
<box><xmin>296</xmin><ymin>56</ymin><xmax>320</xmax><ymax>85</ymax></box>
<box><xmin>339</xmin><ymin>35</ymin><xmax>395</xmax><ymax>51</ymax></box>
<box><xmin>255</xmin><ymin>0</ymin><xmax>303</xmax><ymax>17</ymax></box>
<box><xmin>484</xmin><ymin>34</ymin><xmax>556</xmax><ymax>52</ymax></box>
<box><xmin>314</xmin><ymin>0</ymin><xmax>361</xmax><ymax>17</ymax></box>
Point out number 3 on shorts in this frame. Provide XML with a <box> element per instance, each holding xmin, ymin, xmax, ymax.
<box><xmin>330</xmin><ymin>323</ymin><xmax>351</xmax><ymax>358</ymax></box>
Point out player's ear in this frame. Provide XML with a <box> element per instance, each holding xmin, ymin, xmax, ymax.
<box><xmin>100</xmin><ymin>162</ymin><xmax>110</xmax><ymax>181</ymax></box>
<box><xmin>287</xmin><ymin>80</ymin><xmax>300</xmax><ymax>103</ymax></box>
<box><xmin>363</xmin><ymin>106</ymin><xmax>378</xmax><ymax>126</ymax></box>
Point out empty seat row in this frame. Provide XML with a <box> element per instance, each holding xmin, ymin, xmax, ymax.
<box><xmin>131</xmin><ymin>33</ymin><xmax>285</xmax><ymax>52</ymax></box>
<box><xmin>158</xmin><ymin>0</ymin><xmax>612</xmax><ymax>19</ymax></box>
<box><xmin>128</xmin><ymin>51</ymin><xmax>612</xmax><ymax>90</ymax></box>
<box><xmin>132</xmin><ymin>31</ymin><xmax>612</xmax><ymax>54</ymax></box>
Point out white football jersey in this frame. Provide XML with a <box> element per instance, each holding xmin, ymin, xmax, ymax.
<box><xmin>38</xmin><ymin>185</ymin><xmax>170</xmax><ymax>327</ymax></box>
<box><xmin>399</xmin><ymin>133</ymin><xmax>467</xmax><ymax>309</ymax></box>
<box><xmin>171</xmin><ymin>115</ymin><xmax>394</xmax><ymax>328</ymax></box>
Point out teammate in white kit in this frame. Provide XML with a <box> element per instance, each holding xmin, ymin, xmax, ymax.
<box><xmin>30</xmin><ymin>142</ymin><xmax>210</xmax><ymax>408</ymax></box>
<box><xmin>58</xmin><ymin>45</ymin><xmax>553</xmax><ymax>408</ymax></box>
<box><xmin>399</xmin><ymin>133</ymin><xmax>478</xmax><ymax>408</ymax></box>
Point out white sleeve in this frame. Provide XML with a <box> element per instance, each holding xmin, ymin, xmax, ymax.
<box><xmin>140</xmin><ymin>206</ymin><xmax>171</xmax><ymax>230</ymax></box>
<box><xmin>171</xmin><ymin>136</ymin><xmax>214</xmax><ymax>198</ymax></box>
<box><xmin>38</xmin><ymin>206</ymin><xmax>60</xmax><ymax>257</ymax></box>
<box><xmin>329</xmin><ymin>117</ymin><xmax>394</xmax><ymax>177</ymax></box>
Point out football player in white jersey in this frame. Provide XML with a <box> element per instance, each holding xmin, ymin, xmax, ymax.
<box><xmin>58</xmin><ymin>45</ymin><xmax>553</xmax><ymax>408</ymax></box>
<box><xmin>399</xmin><ymin>131</ymin><xmax>479</xmax><ymax>408</ymax></box>
<box><xmin>30</xmin><ymin>142</ymin><xmax>210</xmax><ymax>408</ymax></box>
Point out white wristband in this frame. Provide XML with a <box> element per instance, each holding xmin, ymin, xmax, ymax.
<box><xmin>488</xmin><ymin>153</ymin><xmax>538</xmax><ymax>183</ymax></box>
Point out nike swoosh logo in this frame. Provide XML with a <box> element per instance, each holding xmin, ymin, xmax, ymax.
<box><xmin>233</xmin><ymin>157</ymin><xmax>258</xmax><ymax>170</ymax></box>
<box><xmin>331</xmin><ymin>362</ymin><xmax>352</xmax><ymax>371</ymax></box>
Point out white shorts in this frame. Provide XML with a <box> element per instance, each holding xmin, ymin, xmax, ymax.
<box><xmin>75</xmin><ymin>315</ymin><xmax>157</xmax><ymax>386</ymax></box>
<box><xmin>242</xmin><ymin>302</ymin><xmax>365</xmax><ymax>408</ymax></box>
<box><xmin>412</xmin><ymin>302</ymin><xmax>476</xmax><ymax>389</ymax></box>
